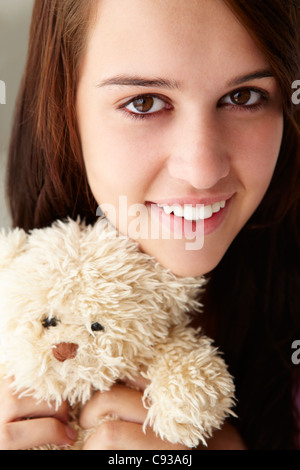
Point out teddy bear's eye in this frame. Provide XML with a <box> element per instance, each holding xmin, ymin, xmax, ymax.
<box><xmin>91</xmin><ymin>322</ymin><xmax>105</xmax><ymax>332</ymax></box>
<box><xmin>42</xmin><ymin>317</ymin><xmax>59</xmax><ymax>329</ymax></box>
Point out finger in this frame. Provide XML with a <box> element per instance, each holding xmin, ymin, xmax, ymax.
<box><xmin>0</xmin><ymin>418</ymin><xmax>77</xmax><ymax>450</ymax></box>
<box><xmin>80</xmin><ymin>384</ymin><xmax>147</xmax><ymax>429</ymax></box>
<box><xmin>83</xmin><ymin>420</ymin><xmax>190</xmax><ymax>451</ymax></box>
<box><xmin>0</xmin><ymin>393</ymin><xmax>70</xmax><ymax>424</ymax></box>
<box><xmin>0</xmin><ymin>378</ymin><xmax>69</xmax><ymax>424</ymax></box>
<box><xmin>9</xmin><ymin>398</ymin><xmax>68</xmax><ymax>424</ymax></box>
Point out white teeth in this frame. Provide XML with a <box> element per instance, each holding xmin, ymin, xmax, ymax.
<box><xmin>182</xmin><ymin>206</ymin><xmax>197</xmax><ymax>221</ymax></box>
<box><xmin>173</xmin><ymin>206</ymin><xmax>184</xmax><ymax>218</ymax></box>
<box><xmin>161</xmin><ymin>205</ymin><xmax>173</xmax><ymax>215</ymax></box>
<box><xmin>203</xmin><ymin>205</ymin><xmax>213</xmax><ymax>219</ymax></box>
<box><xmin>212</xmin><ymin>202</ymin><xmax>221</xmax><ymax>213</ymax></box>
<box><xmin>157</xmin><ymin>201</ymin><xmax>226</xmax><ymax>221</ymax></box>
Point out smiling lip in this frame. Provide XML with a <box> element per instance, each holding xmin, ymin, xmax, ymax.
<box><xmin>147</xmin><ymin>194</ymin><xmax>234</xmax><ymax>237</ymax></box>
<box><xmin>150</xmin><ymin>194</ymin><xmax>234</xmax><ymax>207</ymax></box>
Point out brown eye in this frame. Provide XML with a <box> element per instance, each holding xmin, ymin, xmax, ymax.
<box><xmin>123</xmin><ymin>95</ymin><xmax>167</xmax><ymax>115</ymax></box>
<box><xmin>42</xmin><ymin>317</ymin><xmax>59</xmax><ymax>328</ymax></box>
<box><xmin>220</xmin><ymin>88</ymin><xmax>265</xmax><ymax>109</ymax></box>
<box><xmin>230</xmin><ymin>89</ymin><xmax>252</xmax><ymax>105</ymax></box>
<box><xmin>91</xmin><ymin>322</ymin><xmax>105</xmax><ymax>332</ymax></box>
<box><xmin>132</xmin><ymin>96</ymin><xmax>154</xmax><ymax>113</ymax></box>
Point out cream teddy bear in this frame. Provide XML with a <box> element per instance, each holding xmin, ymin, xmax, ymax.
<box><xmin>0</xmin><ymin>218</ymin><xmax>235</xmax><ymax>449</ymax></box>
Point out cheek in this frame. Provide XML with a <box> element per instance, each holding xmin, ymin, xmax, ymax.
<box><xmin>78</xmin><ymin>107</ymin><xmax>163</xmax><ymax>205</ymax></box>
<box><xmin>230</xmin><ymin>113</ymin><xmax>283</xmax><ymax>194</ymax></box>
<box><xmin>86</xmin><ymin>139</ymin><xmax>157</xmax><ymax>208</ymax></box>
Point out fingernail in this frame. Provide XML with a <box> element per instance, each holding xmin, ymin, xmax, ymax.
<box><xmin>65</xmin><ymin>425</ymin><xmax>77</xmax><ymax>441</ymax></box>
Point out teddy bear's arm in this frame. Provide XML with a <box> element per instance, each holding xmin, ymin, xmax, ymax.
<box><xmin>141</xmin><ymin>325</ymin><xmax>235</xmax><ymax>448</ymax></box>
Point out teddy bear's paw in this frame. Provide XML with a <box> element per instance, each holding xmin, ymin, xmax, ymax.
<box><xmin>143</xmin><ymin>399</ymin><xmax>211</xmax><ymax>448</ymax></box>
<box><xmin>142</xmin><ymin>345</ymin><xmax>236</xmax><ymax>448</ymax></box>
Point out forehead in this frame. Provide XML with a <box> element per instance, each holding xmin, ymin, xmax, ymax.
<box><xmin>81</xmin><ymin>0</ymin><xmax>269</xmax><ymax>90</ymax></box>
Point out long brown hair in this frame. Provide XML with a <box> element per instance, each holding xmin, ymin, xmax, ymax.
<box><xmin>6</xmin><ymin>0</ymin><xmax>300</xmax><ymax>449</ymax></box>
<box><xmin>7</xmin><ymin>0</ymin><xmax>98</xmax><ymax>231</ymax></box>
<box><xmin>204</xmin><ymin>0</ymin><xmax>300</xmax><ymax>450</ymax></box>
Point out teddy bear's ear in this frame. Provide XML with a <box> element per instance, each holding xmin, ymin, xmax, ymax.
<box><xmin>0</xmin><ymin>227</ymin><xmax>28</xmax><ymax>270</ymax></box>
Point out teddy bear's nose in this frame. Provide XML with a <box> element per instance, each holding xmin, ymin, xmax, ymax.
<box><xmin>52</xmin><ymin>342</ymin><xmax>78</xmax><ymax>362</ymax></box>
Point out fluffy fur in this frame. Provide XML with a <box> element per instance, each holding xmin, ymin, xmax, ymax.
<box><xmin>0</xmin><ymin>218</ymin><xmax>235</xmax><ymax>449</ymax></box>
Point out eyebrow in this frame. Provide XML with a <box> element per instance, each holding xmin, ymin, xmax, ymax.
<box><xmin>226</xmin><ymin>69</ymin><xmax>274</xmax><ymax>87</ymax></box>
<box><xmin>97</xmin><ymin>69</ymin><xmax>274</xmax><ymax>90</ymax></box>
<box><xmin>97</xmin><ymin>75</ymin><xmax>181</xmax><ymax>90</ymax></box>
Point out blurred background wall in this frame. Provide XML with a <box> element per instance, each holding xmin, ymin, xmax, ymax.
<box><xmin>0</xmin><ymin>0</ymin><xmax>34</xmax><ymax>228</ymax></box>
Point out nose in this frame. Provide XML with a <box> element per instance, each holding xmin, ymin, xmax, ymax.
<box><xmin>166</xmin><ymin>114</ymin><xmax>230</xmax><ymax>189</ymax></box>
<box><xmin>52</xmin><ymin>342</ymin><xmax>78</xmax><ymax>362</ymax></box>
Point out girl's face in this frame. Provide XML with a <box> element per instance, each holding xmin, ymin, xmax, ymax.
<box><xmin>76</xmin><ymin>0</ymin><xmax>283</xmax><ymax>276</ymax></box>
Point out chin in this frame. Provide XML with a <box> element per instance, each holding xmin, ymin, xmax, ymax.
<box><xmin>137</xmin><ymin>237</ymin><xmax>227</xmax><ymax>278</ymax></box>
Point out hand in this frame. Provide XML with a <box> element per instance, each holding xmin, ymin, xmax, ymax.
<box><xmin>80</xmin><ymin>376</ymin><xmax>246</xmax><ymax>450</ymax></box>
<box><xmin>79</xmin><ymin>376</ymin><xmax>190</xmax><ymax>450</ymax></box>
<box><xmin>0</xmin><ymin>378</ymin><xmax>77</xmax><ymax>450</ymax></box>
